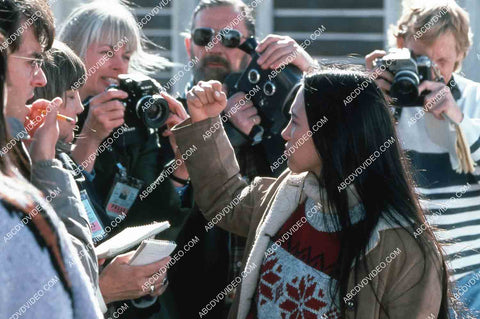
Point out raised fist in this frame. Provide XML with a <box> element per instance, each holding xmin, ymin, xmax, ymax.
<box><xmin>186</xmin><ymin>80</ymin><xmax>227</xmax><ymax>123</ymax></box>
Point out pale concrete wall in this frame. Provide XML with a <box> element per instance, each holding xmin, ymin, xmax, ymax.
<box><xmin>51</xmin><ymin>0</ymin><xmax>480</xmax><ymax>87</ymax></box>
<box><xmin>458</xmin><ymin>0</ymin><xmax>480</xmax><ymax>82</ymax></box>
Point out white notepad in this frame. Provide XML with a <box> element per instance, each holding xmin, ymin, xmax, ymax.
<box><xmin>95</xmin><ymin>221</ymin><xmax>170</xmax><ymax>259</ymax></box>
<box><xmin>129</xmin><ymin>239</ymin><xmax>177</xmax><ymax>266</ymax></box>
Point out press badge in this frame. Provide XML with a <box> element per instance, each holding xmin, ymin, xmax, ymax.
<box><xmin>80</xmin><ymin>190</ymin><xmax>106</xmax><ymax>242</ymax></box>
<box><xmin>105</xmin><ymin>163</ymin><xmax>144</xmax><ymax>219</ymax></box>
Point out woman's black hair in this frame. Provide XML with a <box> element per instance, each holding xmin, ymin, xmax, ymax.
<box><xmin>303</xmin><ymin>69</ymin><xmax>453</xmax><ymax>318</ymax></box>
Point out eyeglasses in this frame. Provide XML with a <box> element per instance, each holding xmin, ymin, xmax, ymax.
<box><xmin>11</xmin><ymin>55</ymin><xmax>44</xmax><ymax>76</ymax></box>
<box><xmin>192</xmin><ymin>27</ymin><xmax>246</xmax><ymax>48</ymax></box>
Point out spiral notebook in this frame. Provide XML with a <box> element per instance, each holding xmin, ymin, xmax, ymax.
<box><xmin>95</xmin><ymin>221</ymin><xmax>170</xmax><ymax>259</ymax></box>
<box><xmin>128</xmin><ymin>239</ymin><xmax>177</xmax><ymax>266</ymax></box>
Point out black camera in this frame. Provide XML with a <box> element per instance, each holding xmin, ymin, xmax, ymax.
<box><xmin>106</xmin><ymin>74</ymin><xmax>169</xmax><ymax>129</ymax></box>
<box><xmin>374</xmin><ymin>48</ymin><xmax>433</xmax><ymax>106</ymax></box>
<box><xmin>224</xmin><ymin>37</ymin><xmax>303</xmax><ymax>145</ymax></box>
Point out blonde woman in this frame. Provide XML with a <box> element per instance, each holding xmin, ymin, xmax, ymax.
<box><xmin>59</xmin><ymin>1</ymin><xmax>188</xmax><ymax>317</ymax></box>
<box><xmin>59</xmin><ymin>1</ymin><xmax>188</xmax><ymax>241</ymax></box>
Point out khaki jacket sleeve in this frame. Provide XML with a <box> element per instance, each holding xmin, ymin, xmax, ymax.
<box><xmin>173</xmin><ymin>116</ymin><xmax>276</xmax><ymax>237</ymax></box>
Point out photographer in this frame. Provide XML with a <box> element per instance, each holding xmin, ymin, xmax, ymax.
<box><xmin>365</xmin><ymin>0</ymin><xmax>480</xmax><ymax>314</ymax></box>
<box><xmin>33</xmin><ymin>40</ymin><xmax>173</xmax><ymax>316</ymax></box>
<box><xmin>58</xmin><ymin>1</ymin><xmax>190</xmax><ymax>318</ymax></box>
<box><xmin>184</xmin><ymin>0</ymin><xmax>319</xmax><ymax>181</ymax></box>
<box><xmin>1</xmin><ymin>0</ymin><xmax>146</xmax><ymax>314</ymax></box>
<box><xmin>59</xmin><ymin>0</ymin><xmax>190</xmax><ymax>236</ymax></box>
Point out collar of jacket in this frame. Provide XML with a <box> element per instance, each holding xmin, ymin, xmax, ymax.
<box><xmin>448</xmin><ymin>75</ymin><xmax>462</xmax><ymax>101</ymax></box>
<box><xmin>236</xmin><ymin>170</ymin><xmax>359</xmax><ymax>319</ymax></box>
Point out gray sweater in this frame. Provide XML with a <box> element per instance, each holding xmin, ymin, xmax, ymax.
<box><xmin>0</xmin><ymin>193</ymin><xmax>102</xmax><ymax>318</ymax></box>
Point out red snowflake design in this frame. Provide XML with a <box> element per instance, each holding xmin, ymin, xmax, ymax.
<box><xmin>323</xmin><ymin>308</ymin><xmax>341</xmax><ymax>319</ymax></box>
<box><xmin>279</xmin><ymin>275</ymin><xmax>328</xmax><ymax>319</ymax></box>
<box><xmin>258</xmin><ymin>255</ymin><xmax>283</xmax><ymax>305</ymax></box>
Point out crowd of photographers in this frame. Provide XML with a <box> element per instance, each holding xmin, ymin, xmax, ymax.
<box><xmin>0</xmin><ymin>0</ymin><xmax>479</xmax><ymax>318</ymax></box>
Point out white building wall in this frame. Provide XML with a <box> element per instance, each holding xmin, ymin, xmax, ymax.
<box><xmin>51</xmin><ymin>0</ymin><xmax>480</xmax><ymax>87</ymax></box>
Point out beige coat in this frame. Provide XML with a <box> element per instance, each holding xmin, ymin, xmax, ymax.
<box><xmin>173</xmin><ymin>116</ymin><xmax>444</xmax><ymax>319</ymax></box>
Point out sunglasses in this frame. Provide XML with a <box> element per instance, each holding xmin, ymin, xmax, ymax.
<box><xmin>192</xmin><ymin>27</ymin><xmax>245</xmax><ymax>48</ymax></box>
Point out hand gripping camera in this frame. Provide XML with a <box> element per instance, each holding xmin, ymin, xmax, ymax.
<box><xmin>106</xmin><ymin>74</ymin><xmax>169</xmax><ymax>130</ymax></box>
<box><xmin>224</xmin><ymin>37</ymin><xmax>303</xmax><ymax>146</ymax></box>
<box><xmin>374</xmin><ymin>48</ymin><xmax>434</xmax><ymax>106</ymax></box>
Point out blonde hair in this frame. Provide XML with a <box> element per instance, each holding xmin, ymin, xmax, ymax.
<box><xmin>58</xmin><ymin>0</ymin><xmax>171</xmax><ymax>75</ymax></box>
<box><xmin>391</xmin><ymin>0</ymin><xmax>473</xmax><ymax>65</ymax></box>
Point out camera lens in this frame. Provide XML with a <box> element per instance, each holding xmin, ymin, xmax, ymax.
<box><xmin>146</xmin><ymin>103</ymin><xmax>161</xmax><ymax>120</ymax></box>
<box><xmin>391</xmin><ymin>70</ymin><xmax>420</xmax><ymax>104</ymax></box>
<box><xmin>263</xmin><ymin>81</ymin><xmax>276</xmax><ymax>96</ymax></box>
<box><xmin>248</xmin><ymin>69</ymin><xmax>261</xmax><ymax>84</ymax></box>
<box><xmin>136</xmin><ymin>95</ymin><xmax>169</xmax><ymax>129</ymax></box>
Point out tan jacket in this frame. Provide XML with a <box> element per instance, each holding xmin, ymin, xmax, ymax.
<box><xmin>173</xmin><ymin>116</ymin><xmax>443</xmax><ymax>319</ymax></box>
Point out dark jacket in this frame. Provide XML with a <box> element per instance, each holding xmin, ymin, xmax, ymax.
<box><xmin>77</xmin><ymin>101</ymin><xmax>195</xmax><ymax>319</ymax></box>
<box><xmin>78</xmin><ymin>101</ymin><xmax>190</xmax><ymax>242</ymax></box>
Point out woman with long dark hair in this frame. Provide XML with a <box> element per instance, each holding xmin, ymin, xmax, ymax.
<box><xmin>169</xmin><ymin>70</ymin><xmax>455</xmax><ymax>318</ymax></box>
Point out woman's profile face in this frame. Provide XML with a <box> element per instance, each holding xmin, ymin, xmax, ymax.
<box><xmin>281</xmin><ymin>87</ymin><xmax>321</xmax><ymax>176</ymax></box>
<box><xmin>80</xmin><ymin>41</ymin><xmax>133</xmax><ymax>98</ymax></box>
<box><xmin>59</xmin><ymin>90</ymin><xmax>83</xmax><ymax>143</ymax></box>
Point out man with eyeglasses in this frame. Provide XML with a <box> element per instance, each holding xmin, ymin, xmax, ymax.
<box><xmin>5</xmin><ymin>24</ymin><xmax>47</xmax><ymax>129</ymax></box>
<box><xmin>168</xmin><ymin>1</ymin><xmax>318</xmax><ymax>318</ymax></box>
<box><xmin>0</xmin><ymin>0</ymin><xmax>109</xmax><ymax>314</ymax></box>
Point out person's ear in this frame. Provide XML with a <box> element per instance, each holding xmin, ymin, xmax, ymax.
<box><xmin>396</xmin><ymin>36</ymin><xmax>405</xmax><ymax>49</ymax></box>
<box><xmin>185</xmin><ymin>36</ymin><xmax>192</xmax><ymax>60</ymax></box>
